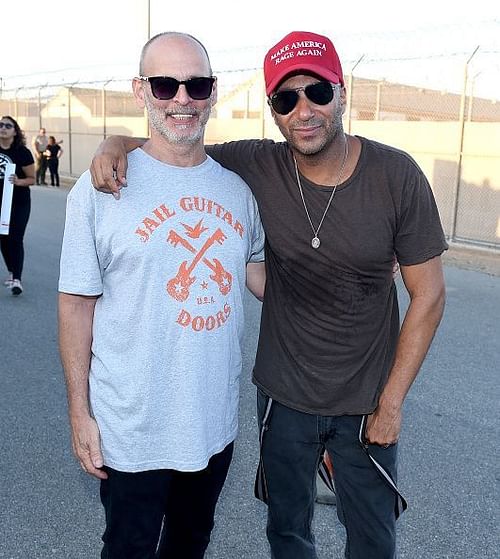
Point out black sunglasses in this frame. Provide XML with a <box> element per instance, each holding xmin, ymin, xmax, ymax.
<box><xmin>269</xmin><ymin>82</ymin><xmax>338</xmax><ymax>115</ymax></box>
<box><xmin>138</xmin><ymin>76</ymin><xmax>216</xmax><ymax>100</ymax></box>
<box><xmin>0</xmin><ymin>122</ymin><xmax>14</xmax><ymax>129</ymax></box>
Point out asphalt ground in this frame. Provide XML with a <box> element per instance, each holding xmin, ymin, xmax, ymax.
<box><xmin>1</xmin><ymin>185</ymin><xmax>498</xmax><ymax>558</ymax></box>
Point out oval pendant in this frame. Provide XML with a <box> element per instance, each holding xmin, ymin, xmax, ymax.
<box><xmin>311</xmin><ymin>237</ymin><xmax>321</xmax><ymax>249</ymax></box>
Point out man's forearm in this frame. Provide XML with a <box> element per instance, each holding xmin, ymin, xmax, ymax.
<box><xmin>365</xmin><ymin>264</ymin><xmax>445</xmax><ymax>446</ymax></box>
<box><xmin>58</xmin><ymin>293</ymin><xmax>98</xmax><ymax>417</ymax></box>
<box><xmin>380</xmin><ymin>257</ymin><xmax>446</xmax><ymax>410</ymax></box>
<box><xmin>379</xmin><ymin>289</ymin><xmax>445</xmax><ymax>410</ymax></box>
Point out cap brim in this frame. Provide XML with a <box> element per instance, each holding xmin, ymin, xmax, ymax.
<box><xmin>266</xmin><ymin>63</ymin><xmax>342</xmax><ymax>95</ymax></box>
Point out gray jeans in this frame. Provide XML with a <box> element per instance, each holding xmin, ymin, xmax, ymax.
<box><xmin>257</xmin><ymin>389</ymin><xmax>404</xmax><ymax>559</ymax></box>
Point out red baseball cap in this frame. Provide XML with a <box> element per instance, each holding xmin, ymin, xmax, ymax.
<box><xmin>263</xmin><ymin>31</ymin><xmax>344</xmax><ymax>96</ymax></box>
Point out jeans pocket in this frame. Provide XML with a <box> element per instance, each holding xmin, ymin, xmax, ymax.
<box><xmin>254</xmin><ymin>390</ymin><xmax>273</xmax><ymax>504</ymax></box>
<box><xmin>358</xmin><ymin>415</ymin><xmax>408</xmax><ymax>518</ymax></box>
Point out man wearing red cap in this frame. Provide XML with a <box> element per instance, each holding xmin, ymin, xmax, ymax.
<box><xmin>90</xmin><ymin>30</ymin><xmax>447</xmax><ymax>559</ymax></box>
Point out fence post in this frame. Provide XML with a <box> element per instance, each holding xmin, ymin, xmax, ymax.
<box><xmin>67</xmin><ymin>86</ymin><xmax>73</xmax><ymax>176</ymax></box>
<box><xmin>38</xmin><ymin>87</ymin><xmax>43</xmax><ymax>130</ymax></box>
<box><xmin>14</xmin><ymin>87</ymin><xmax>21</xmax><ymax>120</ymax></box>
<box><xmin>346</xmin><ymin>55</ymin><xmax>364</xmax><ymax>134</ymax></box>
<box><xmin>261</xmin><ymin>80</ymin><xmax>266</xmax><ymax>139</ymax></box>
<box><xmin>450</xmin><ymin>45</ymin><xmax>479</xmax><ymax>241</ymax></box>
<box><xmin>102</xmin><ymin>79</ymin><xmax>112</xmax><ymax>140</ymax></box>
<box><xmin>375</xmin><ymin>81</ymin><xmax>383</xmax><ymax>121</ymax></box>
<box><xmin>467</xmin><ymin>72</ymin><xmax>481</xmax><ymax>122</ymax></box>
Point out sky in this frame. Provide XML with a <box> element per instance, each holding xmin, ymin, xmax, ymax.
<box><xmin>2</xmin><ymin>0</ymin><xmax>499</xmax><ymax>97</ymax></box>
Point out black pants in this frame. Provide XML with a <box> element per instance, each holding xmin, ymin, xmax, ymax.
<box><xmin>0</xmin><ymin>199</ymin><xmax>31</xmax><ymax>280</ymax></box>
<box><xmin>48</xmin><ymin>158</ymin><xmax>59</xmax><ymax>186</ymax></box>
<box><xmin>35</xmin><ymin>153</ymin><xmax>47</xmax><ymax>184</ymax></box>
<box><xmin>100</xmin><ymin>442</ymin><xmax>233</xmax><ymax>559</ymax></box>
<box><xmin>257</xmin><ymin>391</ymin><xmax>401</xmax><ymax>559</ymax></box>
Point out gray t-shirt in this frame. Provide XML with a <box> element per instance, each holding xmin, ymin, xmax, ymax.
<box><xmin>59</xmin><ymin>149</ymin><xmax>265</xmax><ymax>472</ymax></box>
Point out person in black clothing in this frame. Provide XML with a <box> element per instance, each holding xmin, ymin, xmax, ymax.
<box><xmin>45</xmin><ymin>136</ymin><xmax>63</xmax><ymax>186</ymax></box>
<box><xmin>0</xmin><ymin>116</ymin><xmax>35</xmax><ymax>296</ymax></box>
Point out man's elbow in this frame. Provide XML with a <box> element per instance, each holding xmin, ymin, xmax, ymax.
<box><xmin>245</xmin><ymin>262</ymin><xmax>266</xmax><ymax>302</ymax></box>
<box><xmin>424</xmin><ymin>282</ymin><xmax>446</xmax><ymax>326</ymax></box>
<box><xmin>247</xmin><ymin>283</ymin><xmax>265</xmax><ymax>302</ymax></box>
<box><xmin>436</xmin><ymin>284</ymin><xmax>446</xmax><ymax>318</ymax></box>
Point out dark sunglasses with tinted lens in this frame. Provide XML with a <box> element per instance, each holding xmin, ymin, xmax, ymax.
<box><xmin>0</xmin><ymin>122</ymin><xmax>14</xmax><ymax>129</ymax></box>
<box><xmin>138</xmin><ymin>76</ymin><xmax>216</xmax><ymax>100</ymax></box>
<box><xmin>269</xmin><ymin>81</ymin><xmax>337</xmax><ymax>115</ymax></box>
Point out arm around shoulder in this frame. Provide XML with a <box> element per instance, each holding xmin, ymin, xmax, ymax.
<box><xmin>90</xmin><ymin>135</ymin><xmax>146</xmax><ymax>197</ymax></box>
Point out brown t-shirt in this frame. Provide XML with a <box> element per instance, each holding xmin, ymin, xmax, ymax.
<box><xmin>207</xmin><ymin>137</ymin><xmax>448</xmax><ymax>415</ymax></box>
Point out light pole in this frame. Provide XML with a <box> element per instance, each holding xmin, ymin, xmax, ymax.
<box><xmin>467</xmin><ymin>71</ymin><xmax>482</xmax><ymax>122</ymax></box>
<box><xmin>145</xmin><ymin>0</ymin><xmax>151</xmax><ymax>136</ymax></box>
<box><xmin>346</xmin><ymin>55</ymin><xmax>364</xmax><ymax>134</ymax></box>
<box><xmin>147</xmin><ymin>0</ymin><xmax>151</xmax><ymax>40</ymax></box>
<box><xmin>450</xmin><ymin>45</ymin><xmax>480</xmax><ymax>241</ymax></box>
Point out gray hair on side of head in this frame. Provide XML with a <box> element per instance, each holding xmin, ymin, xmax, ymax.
<box><xmin>139</xmin><ymin>32</ymin><xmax>212</xmax><ymax>75</ymax></box>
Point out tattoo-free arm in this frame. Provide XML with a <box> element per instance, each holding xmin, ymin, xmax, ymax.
<box><xmin>246</xmin><ymin>262</ymin><xmax>266</xmax><ymax>302</ymax></box>
<box><xmin>9</xmin><ymin>164</ymin><xmax>35</xmax><ymax>187</ymax></box>
<box><xmin>58</xmin><ymin>292</ymin><xmax>107</xmax><ymax>479</ymax></box>
<box><xmin>90</xmin><ymin>135</ymin><xmax>146</xmax><ymax>197</ymax></box>
<box><xmin>365</xmin><ymin>255</ymin><xmax>446</xmax><ymax>445</ymax></box>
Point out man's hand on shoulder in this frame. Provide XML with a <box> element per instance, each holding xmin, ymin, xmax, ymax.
<box><xmin>90</xmin><ymin>135</ymin><xmax>147</xmax><ymax>198</ymax></box>
<box><xmin>90</xmin><ymin>136</ymin><xmax>131</xmax><ymax>199</ymax></box>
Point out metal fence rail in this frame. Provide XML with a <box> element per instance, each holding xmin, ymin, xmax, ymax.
<box><xmin>1</xmin><ymin>56</ymin><xmax>499</xmax><ymax>249</ymax></box>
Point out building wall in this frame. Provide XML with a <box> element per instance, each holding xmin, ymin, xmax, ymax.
<box><xmin>350</xmin><ymin>120</ymin><xmax>500</xmax><ymax>245</ymax></box>
<box><xmin>16</xmin><ymin>112</ymin><xmax>500</xmax><ymax>248</ymax></box>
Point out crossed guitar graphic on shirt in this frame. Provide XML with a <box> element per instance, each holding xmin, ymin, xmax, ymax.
<box><xmin>166</xmin><ymin>225</ymin><xmax>233</xmax><ymax>302</ymax></box>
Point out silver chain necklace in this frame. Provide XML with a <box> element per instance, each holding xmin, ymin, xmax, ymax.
<box><xmin>293</xmin><ymin>139</ymin><xmax>349</xmax><ymax>249</ymax></box>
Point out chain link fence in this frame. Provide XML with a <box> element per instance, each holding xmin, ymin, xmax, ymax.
<box><xmin>1</xmin><ymin>52</ymin><xmax>499</xmax><ymax>249</ymax></box>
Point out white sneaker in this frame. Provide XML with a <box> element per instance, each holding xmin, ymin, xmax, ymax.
<box><xmin>11</xmin><ymin>279</ymin><xmax>23</xmax><ymax>296</ymax></box>
<box><xmin>4</xmin><ymin>273</ymin><xmax>13</xmax><ymax>287</ymax></box>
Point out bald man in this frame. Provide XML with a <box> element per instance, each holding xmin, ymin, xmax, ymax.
<box><xmin>58</xmin><ymin>32</ymin><xmax>265</xmax><ymax>559</ymax></box>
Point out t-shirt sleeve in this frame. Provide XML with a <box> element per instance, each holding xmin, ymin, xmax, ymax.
<box><xmin>58</xmin><ymin>171</ymin><xmax>103</xmax><ymax>295</ymax></box>
<box><xmin>19</xmin><ymin>146</ymin><xmax>35</xmax><ymax>166</ymax></box>
<box><xmin>395</xmin><ymin>164</ymin><xmax>448</xmax><ymax>266</ymax></box>
<box><xmin>248</xmin><ymin>197</ymin><xmax>265</xmax><ymax>263</ymax></box>
<box><xmin>207</xmin><ymin>141</ymin><xmax>263</xmax><ymax>182</ymax></box>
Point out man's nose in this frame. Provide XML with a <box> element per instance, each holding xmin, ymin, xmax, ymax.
<box><xmin>172</xmin><ymin>84</ymin><xmax>192</xmax><ymax>105</ymax></box>
<box><xmin>295</xmin><ymin>91</ymin><xmax>315</xmax><ymax>119</ymax></box>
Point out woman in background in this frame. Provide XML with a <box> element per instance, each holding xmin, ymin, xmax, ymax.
<box><xmin>45</xmin><ymin>136</ymin><xmax>63</xmax><ymax>187</ymax></box>
<box><xmin>0</xmin><ymin>116</ymin><xmax>35</xmax><ymax>296</ymax></box>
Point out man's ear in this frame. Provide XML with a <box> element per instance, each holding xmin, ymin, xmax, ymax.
<box><xmin>132</xmin><ymin>78</ymin><xmax>146</xmax><ymax>109</ymax></box>
<box><xmin>210</xmin><ymin>78</ymin><xmax>218</xmax><ymax>108</ymax></box>
<box><xmin>267</xmin><ymin>99</ymin><xmax>280</xmax><ymax>127</ymax></box>
<box><xmin>339</xmin><ymin>86</ymin><xmax>347</xmax><ymax>115</ymax></box>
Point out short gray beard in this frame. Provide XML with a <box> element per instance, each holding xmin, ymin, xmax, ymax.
<box><xmin>144</xmin><ymin>94</ymin><xmax>211</xmax><ymax>144</ymax></box>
